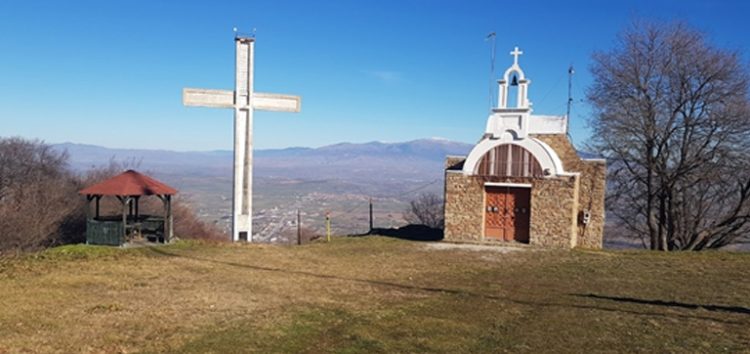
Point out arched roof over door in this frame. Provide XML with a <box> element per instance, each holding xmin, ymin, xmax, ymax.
<box><xmin>462</xmin><ymin>138</ymin><xmax>565</xmax><ymax>177</ymax></box>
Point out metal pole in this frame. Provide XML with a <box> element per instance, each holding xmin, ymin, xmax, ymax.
<box><xmin>566</xmin><ymin>65</ymin><xmax>574</xmax><ymax>134</ymax></box>
<box><xmin>486</xmin><ymin>32</ymin><xmax>496</xmax><ymax>110</ymax></box>
<box><xmin>297</xmin><ymin>209</ymin><xmax>301</xmax><ymax>245</ymax></box>
<box><xmin>369</xmin><ymin>198</ymin><xmax>373</xmax><ymax>233</ymax></box>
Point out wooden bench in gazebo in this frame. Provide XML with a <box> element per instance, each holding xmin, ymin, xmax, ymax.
<box><xmin>79</xmin><ymin>170</ymin><xmax>177</xmax><ymax>246</ymax></box>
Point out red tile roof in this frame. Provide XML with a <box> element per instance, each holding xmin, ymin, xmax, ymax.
<box><xmin>79</xmin><ymin>170</ymin><xmax>177</xmax><ymax>196</ymax></box>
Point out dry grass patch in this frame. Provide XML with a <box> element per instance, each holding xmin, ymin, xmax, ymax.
<box><xmin>0</xmin><ymin>237</ymin><xmax>748</xmax><ymax>353</ymax></box>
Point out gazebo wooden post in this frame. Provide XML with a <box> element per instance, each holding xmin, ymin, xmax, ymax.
<box><xmin>161</xmin><ymin>194</ymin><xmax>173</xmax><ymax>243</ymax></box>
<box><xmin>95</xmin><ymin>195</ymin><xmax>101</xmax><ymax>219</ymax></box>
<box><xmin>85</xmin><ymin>195</ymin><xmax>93</xmax><ymax>219</ymax></box>
<box><xmin>118</xmin><ymin>196</ymin><xmax>131</xmax><ymax>243</ymax></box>
<box><xmin>168</xmin><ymin>195</ymin><xmax>173</xmax><ymax>242</ymax></box>
<box><xmin>134</xmin><ymin>196</ymin><xmax>140</xmax><ymax>219</ymax></box>
<box><xmin>120</xmin><ymin>197</ymin><xmax>126</xmax><ymax>241</ymax></box>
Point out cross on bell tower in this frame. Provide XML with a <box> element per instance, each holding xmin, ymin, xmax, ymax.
<box><xmin>510</xmin><ymin>46</ymin><xmax>523</xmax><ymax>66</ymax></box>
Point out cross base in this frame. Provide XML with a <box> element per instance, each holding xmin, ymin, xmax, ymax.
<box><xmin>234</xmin><ymin>214</ymin><xmax>252</xmax><ymax>242</ymax></box>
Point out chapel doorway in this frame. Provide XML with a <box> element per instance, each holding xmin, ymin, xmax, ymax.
<box><xmin>484</xmin><ymin>186</ymin><xmax>531</xmax><ymax>243</ymax></box>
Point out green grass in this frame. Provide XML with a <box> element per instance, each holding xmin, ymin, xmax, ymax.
<box><xmin>1</xmin><ymin>237</ymin><xmax>748</xmax><ymax>353</ymax></box>
<box><xmin>39</xmin><ymin>243</ymin><xmax>128</xmax><ymax>259</ymax></box>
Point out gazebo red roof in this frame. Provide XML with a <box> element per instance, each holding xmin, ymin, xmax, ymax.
<box><xmin>79</xmin><ymin>170</ymin><xmax>177</xmax><ymax>196</ymax></box>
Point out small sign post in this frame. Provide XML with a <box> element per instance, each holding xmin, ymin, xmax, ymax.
<box><xmin>326</xmin><ymin>211</ymin><xmax>331</xmax><ymax>242</ymax></box>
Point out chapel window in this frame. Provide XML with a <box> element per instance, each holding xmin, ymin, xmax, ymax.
<box><xmin>475</xmin><ymin>144</ymin><xmax>544</xmax><ymax>177</ymax></box>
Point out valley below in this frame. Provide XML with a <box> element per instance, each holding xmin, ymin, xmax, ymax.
<box><xmin>56</xmin><ymin>139</ymin><xmax>472</xmax><ymax>242</ymax></box>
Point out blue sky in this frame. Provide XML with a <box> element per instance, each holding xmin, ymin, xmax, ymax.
<box><xmin>1</xmin><ymin>0</ymin><xmax>748</xmax><ymax>151</ymax></box>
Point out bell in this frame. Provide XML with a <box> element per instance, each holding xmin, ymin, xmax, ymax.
<box><xmin>510</xmin><ymin>75</ymin><xmax>519</xmax><ymax>86</ymax></box>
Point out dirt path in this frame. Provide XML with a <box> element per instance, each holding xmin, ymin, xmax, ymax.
<box><xmin>423</xmin><ymin>242</ymin><xmax>527</xmax><ymax>253</ymax></box>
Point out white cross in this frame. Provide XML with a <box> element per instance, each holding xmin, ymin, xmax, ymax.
<box><xmin>182</xmin><ymin>36</ymin><xmax>301</xmax><ymax>242</ymax></box>
<box><xmin>510</xmin><ymin>46</ymin><xmax>523</xmax><ymax>66</ymax></box>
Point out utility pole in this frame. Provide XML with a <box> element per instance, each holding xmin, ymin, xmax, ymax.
<box><xmin>369</xmin><ymin>198</ymin><xmax>374</xmax><ymax>234</ymax></box>
<box><xmin>296</xmin><ymin>209</ymin><xmax>301</xmax><ymax>245</ymax></box>
<box><xmin>566</xmin><ymin>65</ymin><xmax>575</xmax><ymax>134</ymax></box>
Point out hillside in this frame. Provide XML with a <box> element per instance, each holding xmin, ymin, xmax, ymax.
<box><xmin>0</xmin><ymin>237</ymin><xmax>748</xmax><ymax>352</ymax></box>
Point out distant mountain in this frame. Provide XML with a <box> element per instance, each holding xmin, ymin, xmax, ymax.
<box><xmin>54</xmin><ymin>138</ymin><xmax>475</xmax><ymax>182</ymax></box>
<box><xmin>55</xmin><ymin>139</ymin><xmax>605</xmax><ymax>183</ymax></box>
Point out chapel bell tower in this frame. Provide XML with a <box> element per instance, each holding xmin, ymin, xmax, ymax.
<box><xmin>497</xmin><ymin>46</ymin><xmax>531</xmax><ymax>110</ymax></box>
<box><xmin>484</xmin><ymin>46</ymin><xmax>534</xmax><ymax>141</ymax></box>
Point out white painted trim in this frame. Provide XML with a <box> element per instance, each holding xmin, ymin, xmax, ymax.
<box><xmin>582</xmin><ymin>158</ymin><xmax>607</xmax><ymax>163</ymax></box>
<box><xmin>484</xmin><ymin>182</ymin><xmax>532</xmax><ymax>188</ymax></box>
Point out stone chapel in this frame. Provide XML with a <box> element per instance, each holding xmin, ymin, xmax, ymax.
<box><xmin>443</xmin><ymin>47</ymin><xmax>606</xmax><ymax>248</ymax></box>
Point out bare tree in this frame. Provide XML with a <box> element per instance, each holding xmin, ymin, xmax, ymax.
<box><xmin>0</xmin><ymin>137</ymin><xmax>79</xmax><ymax>252</ymax></box>
<box><xmin>588</xmin><ymin>21</ymin><xmax>750</xmax><ymax>250</ymax></box>
<box><xmin>403</xmin><ymin>193</ymin><xmax>444</xmax><ymax>229</ymax></box>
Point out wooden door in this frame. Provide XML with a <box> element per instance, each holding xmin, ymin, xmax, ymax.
<box><xmin>484</xmin><ymin>187</ymin><xmax>506</xmax><ymax>239</ymax></box>
<box><xmin>504</xmin><ymin>189</ymin><xmax>518</xmax><ymax>241</ymax></box>
<box><xmin>512</xmin><ymin>188</ymin><xmax>531</xmax><ymax>243</ymax></box>
<box><xmin>484</xmin><ymin>186</ymin><xmax>531</xmax><ymax>243</ymax></box>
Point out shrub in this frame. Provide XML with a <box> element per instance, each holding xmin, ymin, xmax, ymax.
<box><xmin>402</xmin><ymin>193</ymin><xmax>444</xmax><ymax>229</ymax></box>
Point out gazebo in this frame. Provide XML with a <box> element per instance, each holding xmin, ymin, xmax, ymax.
<box><xmin>79</xmin><ymin>170</ymin><xmax>177</xmax><ymax>246</ymax></box>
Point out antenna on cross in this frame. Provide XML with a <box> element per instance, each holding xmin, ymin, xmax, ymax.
<box><xmin>233</xmin><ymin>26</ymin><xmax>256</xmax><ymax>39</ymax></box>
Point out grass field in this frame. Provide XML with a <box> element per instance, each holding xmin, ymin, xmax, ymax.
<box><xmin>0</xmin><ymin>237</ymin><xmax>748</xmax><ymax>353</ymax></box>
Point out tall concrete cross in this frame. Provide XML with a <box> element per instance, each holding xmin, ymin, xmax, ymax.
<box><xmin>182</xmin><ymin>35</ymin><xmax>301</xmax><ymax>242</ymax></box>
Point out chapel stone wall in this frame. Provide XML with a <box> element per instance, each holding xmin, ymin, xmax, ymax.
<box><xmin>532</xmin><ymin>133</ymin><xmax>582</xmax><ymax>170</ymax></box>
<box><xmin>528</xmin><ymin>175</ymin><xmax>579</xmax><ymax>248</ymax></box>
<box><xmin>532</xmin><ymin>133</ymin><xmax>606</xmax><ymax>249</ymax></box>
<box><xmin>576</xmin><ymin>160</ymin><xmax>606</xmax><ymax>248</ymax></box>
<box><xmin>444</xmin><ymin>171</ymin><xmax>484</xmax><ymax>241</ymax></box>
